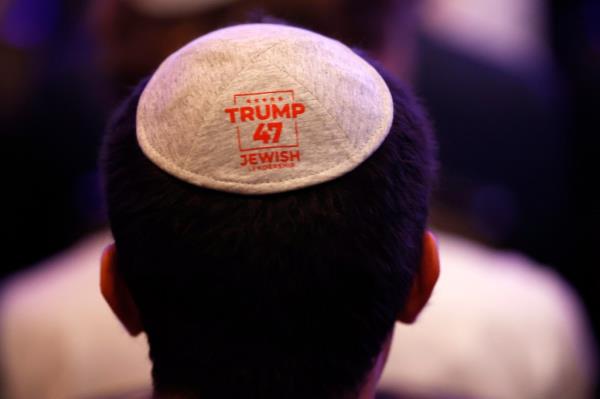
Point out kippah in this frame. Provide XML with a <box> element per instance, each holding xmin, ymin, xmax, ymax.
<box><xmin>137</xmin><ymin>23</ymin><xmax>394</xmax><ymax>194</ymax></box>
<box><xmin>125</xmin><ymin>0</ymin><xmax>238</xmax><ymax>17</ymax></box>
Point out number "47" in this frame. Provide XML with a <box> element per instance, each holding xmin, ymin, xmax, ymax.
<box><xmin>253</xmin><ymin>122</ymin><xmax>283</xmax><ymax>144</ymax></box>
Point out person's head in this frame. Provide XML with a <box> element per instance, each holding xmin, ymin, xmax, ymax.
<box><xmin>100</xmin><ymin>24</ymin><xmax>438</xmax><ymax>399</ymax></box>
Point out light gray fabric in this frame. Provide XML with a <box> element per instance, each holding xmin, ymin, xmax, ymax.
<box><xmin>137</xmin><ymin>23</ymin><xmax>394</xmax><ymax>194</ymax></box>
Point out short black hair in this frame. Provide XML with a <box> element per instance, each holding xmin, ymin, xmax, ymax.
<box><xmin>100</xmin><ymin>56</ymin><xmax>436</xmax><ymax>399</ymax></box>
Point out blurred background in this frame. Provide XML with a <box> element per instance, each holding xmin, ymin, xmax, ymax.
<box><xmin>0</xmin><ymin>0</ymin><xmax>598</xmax><ymax>397</ymax></box>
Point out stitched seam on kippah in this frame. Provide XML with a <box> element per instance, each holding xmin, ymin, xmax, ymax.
<box><xmin>265</xmin><ymin>46</ymin><xmax>392</xmax><ymax>165</ymax></box>
<box><xmin>265</xmin><ymin>57</ymin><xmax>357</xmax><ymax>162</ymax></box>
<box><xmin>179</xmin><ymin>39</ymin><xmax>287</xmax><ymax>171</ymax></box>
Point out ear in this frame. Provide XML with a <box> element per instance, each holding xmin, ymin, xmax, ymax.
<box><xmin>397</xmin><ymin>230</ymin><xmax>440</xmax><ymax>324</ymax></box>
<box><xmin>100</xmin><ymin>243</ymin><xmax>144</xmax><ymax>336</ymax></box>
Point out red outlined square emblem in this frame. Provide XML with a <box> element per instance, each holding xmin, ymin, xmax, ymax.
<box><xmin>224</xmin><ymin>90</ymin><xmax>303</xmax><ymax>152</ymax></box>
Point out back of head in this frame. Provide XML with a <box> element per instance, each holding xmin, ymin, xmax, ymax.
<box><xmin>101</xmin><ymin>23</ymin><xmax>436</xmax><ymax>399</ymax></box>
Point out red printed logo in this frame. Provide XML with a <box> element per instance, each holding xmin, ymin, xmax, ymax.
<box><xmin>224</xmin><ymin>90</ymin><xmax>304</xmax><ymax>171</ymax></box>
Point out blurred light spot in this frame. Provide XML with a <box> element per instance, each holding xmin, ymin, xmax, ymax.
<box><xmin>0</xmin><ymin>0</ymin><xmax>60</xmax><ymax>48</ymax></box>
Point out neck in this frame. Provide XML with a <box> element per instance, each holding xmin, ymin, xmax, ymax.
<box><xmin>151</xmin><ymin>330</ymin><xmax>395</xmax><ymax>399</ymax></box>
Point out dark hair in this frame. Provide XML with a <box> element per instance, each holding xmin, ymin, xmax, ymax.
<box><xmin>100</xmin><ymin>57</ymin><xmax>436</xmax><ymax>399</ymax></box>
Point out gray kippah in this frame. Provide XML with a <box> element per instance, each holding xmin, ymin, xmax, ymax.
<box><xmin>137</xmin><ymin>23</ymin><xmax>394</xmax><ymax>194</ymax></box>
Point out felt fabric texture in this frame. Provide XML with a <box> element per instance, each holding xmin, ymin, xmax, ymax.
<box><xmin>137</xmin><ymin>23</ymin><xmax>394</xmax><ymax>194</ymax></box>
<box><xmin>125</xmin><ymin>0</ymin><xmax>238</xmax><ymax>17</ymax></box>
